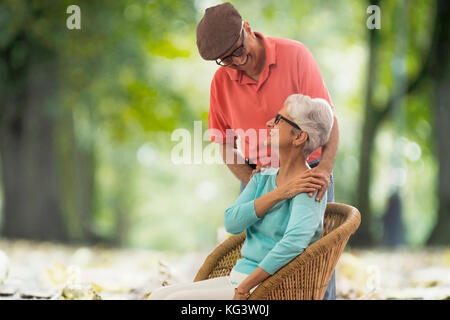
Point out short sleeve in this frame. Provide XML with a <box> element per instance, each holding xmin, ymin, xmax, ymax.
<box><xmin>297</xmin><ymin>44</ymin><xmax>334</xmax><ymax>109</ymax></box>
<box><xmin>223</xmin><ymin>173</ymin><xmax>262</xmax><ymax>235</ymax></box>
<box><xmin>208</xmin><ymin>77</ymin><xmax>238</xmax><ymax>147</ymax></box>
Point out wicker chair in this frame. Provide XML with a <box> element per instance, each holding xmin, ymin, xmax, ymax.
<box><xmin>194</xmin><ymin>202</ymin><xmax>361</xmax><ymax>300</ymax></box>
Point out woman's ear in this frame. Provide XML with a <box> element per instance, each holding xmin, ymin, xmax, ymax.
<box><xmin>293</xmin><ymin>131</ymin><xmax>308</xmax><ymax>147</ymax></box>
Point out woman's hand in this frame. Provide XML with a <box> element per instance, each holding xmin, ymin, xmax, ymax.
<box><xmin>232</xmin><ymin>267</ymin><xmax>270</xmax><ymax>300</ymax></box>
<box><xmin>232</xmin><ymin>287</ymin><xmax>250</xmax><ymax>300</ymax></box>
<box><xmin>277</xmin><ymin>170</ymin><xmax>326</xmax><ymax>200</ymax></box>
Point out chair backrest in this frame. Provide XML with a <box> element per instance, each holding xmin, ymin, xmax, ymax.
<box><xmin>322</xmin><ymin>203</ymin><xmax>352</xmax><ymax>237</ymax></box>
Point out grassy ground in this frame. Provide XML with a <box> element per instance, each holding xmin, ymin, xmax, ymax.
<box><xmin>0</xmin><ymin>239</ymin><xmax>449</xmax><ymax>300</ymax></box>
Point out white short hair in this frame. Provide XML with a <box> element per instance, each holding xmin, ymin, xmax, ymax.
<box><xmin>285</xmin><ymin>94</ymin><xmax>334</xmax><ymax>158</ymax></box>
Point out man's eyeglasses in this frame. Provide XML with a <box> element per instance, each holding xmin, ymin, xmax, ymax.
<box><xmin>274</xmin><ymin>114</ymin><xmax>302</xmax><ymax>131</ymax></box>
<box><xmin>216</xmin><ymin>29</ymin><xmax>246</xmax><ymax>66</ymax></box>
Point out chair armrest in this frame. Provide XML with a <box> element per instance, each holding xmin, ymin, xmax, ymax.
<box><xmin>194</xmin><ymin>231</ymin><xmax>246</xmax><ymax>281</ymax></box>
<box><xmin>249</xmin><ymin>234</ymin><xmax>349</xmax><ymax>300</ymax></box>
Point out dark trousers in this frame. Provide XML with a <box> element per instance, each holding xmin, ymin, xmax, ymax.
<box><xmin>239</xmin><ymin>159</ymin><xmax>336</xmax><ymax>300</ymax></box>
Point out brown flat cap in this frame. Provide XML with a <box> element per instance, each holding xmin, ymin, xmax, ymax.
<box><xmin>196</xmin><ymin>2</ymin><xmax>242</xmax><ymax>60</ymax></box>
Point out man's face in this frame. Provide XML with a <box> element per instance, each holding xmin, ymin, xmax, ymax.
<box><xmin>217</xmin><ymin>23</ymin><xmax>262</xmax><ymax>74</ymax></box>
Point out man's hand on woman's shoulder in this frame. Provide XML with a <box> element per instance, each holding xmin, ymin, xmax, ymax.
<box><xmin>308</xmin><ymin>166</ymin><xmax>331</xmax><ymax>202</ymax></box>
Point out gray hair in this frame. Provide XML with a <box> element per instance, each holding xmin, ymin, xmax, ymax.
<box><xmin>285</xmin><ymin>94</ymin><xmax>334</xmax><ymax>158</ymax></box>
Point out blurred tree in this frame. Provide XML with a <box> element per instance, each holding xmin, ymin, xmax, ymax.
<box><xmin>427</xmin><ymin>0</ymin><xmax>450</xmax><ymax>245</ymax></box>
<box><xmin>353</xmin><ymin>0</ymin><xmax>437</xmax><ymax>246</ymax></box>
<box><xmin>0</xmin><ymin>0</ymin><xmax>197</xmax><ymax>243</ymax></box>
<box><xmin>0</xmin><ymin>4</ymin><xmax>68</xmax><ymax>241</ymax></box>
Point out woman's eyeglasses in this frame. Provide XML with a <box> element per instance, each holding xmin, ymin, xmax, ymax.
<box><xmin>216</xmin><ymin>29</ymin><xmax>246</xmax><ymax>66</ymax></box>
<box><xmin>274</xmin><ymin>114</ymin><xmax>301</xmax><ymax>131</ymax></box>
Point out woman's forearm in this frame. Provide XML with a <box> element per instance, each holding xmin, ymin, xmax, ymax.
<box><xmin>237</xmin><ymin>267</ymin><xmax>271</xmax><ymax>293</ymax></box>
<box><xmin>225</xmin><ymin>188</ymin><xmax>283</xmax><ymax>234</ymax></box>
<box><xmin>254</xmin><ymin>188</ymin><xmax>283</xmax><ymax>218</ymax></box>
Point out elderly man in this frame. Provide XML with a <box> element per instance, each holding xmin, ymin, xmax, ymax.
<box><xmin>196</xmin><ymin>3</ymin><xmax>339</xmax><ymax>300</ymax></box>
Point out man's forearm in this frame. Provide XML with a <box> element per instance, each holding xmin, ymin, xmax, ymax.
<box><xmin>221</xmin><ymin>144</ymin><xmax>253</xmax><ymax>184</ymax></box>
<box><xmin>226</xmin><ymin>163</ymin><xmax>253</xmax><ymax>184</ymax></box>
<box><xmin>318</xmin><ymin>115</ymin><xmax>339</xmax><ymax>173</ymax></box>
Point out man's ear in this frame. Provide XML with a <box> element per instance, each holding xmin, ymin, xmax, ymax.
<box><xmin>244</xmin><ymin>22</ymin><xmax>252</xmax><ymax>34</ymax></box>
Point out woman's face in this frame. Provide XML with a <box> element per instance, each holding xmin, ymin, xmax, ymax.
<box><xmin>266</xmin><ymin>104</ymin><xmax>293</xmax><ymax>148</ymax></box>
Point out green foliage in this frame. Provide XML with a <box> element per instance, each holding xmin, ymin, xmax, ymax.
<box><xmin>0</xmin><ymin>0</ymin><xmax>440</xmax><ymax>250</ymax></box>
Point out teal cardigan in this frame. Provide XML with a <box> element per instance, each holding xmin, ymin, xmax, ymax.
<box><xmin>224</xmin><ymin>168</ymin><xmax>326</xmax><ymax>275</ymax></box>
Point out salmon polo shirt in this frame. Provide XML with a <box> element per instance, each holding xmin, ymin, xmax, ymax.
<box><xmin>208</xmin><ymin>32</ymin><xmax>334</xmax><ymax>166</ymax></box>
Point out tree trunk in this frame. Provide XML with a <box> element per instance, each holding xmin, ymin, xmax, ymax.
<box><xmin>352</xmin><ymin>7</ymin><xmax>381</xmax><ymax>246</ymax></box>
<box><xmin>427</xmin><ymin>0</ymin><xmax>450</xmax><ymax>245</ymax></box>
<box><xmin>355</xmin><ymin>107</ymin><xmax>380</xmax><ymax>246</ymax></box>
<box><xmin>0</xmin><ymin>36</ymin><xmax>69</xmax><ymax>242</ymax></box>
<box><xmin>353</xmin><ymin>0</ymin><xmax>436</xmax><ymax>247</ymax></box>
<box><xmin>55</xmin><ymin>110</ymin><xmax>99</xmax><ymax>244</ymax></box>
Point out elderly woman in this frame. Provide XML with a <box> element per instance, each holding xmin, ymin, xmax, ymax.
<box><xmin>149</xmin><ymin>93</ymin><xmax>334</xmax><ymax>300</ymax></box>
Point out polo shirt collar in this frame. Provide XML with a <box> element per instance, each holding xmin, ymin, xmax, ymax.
<box><xmin>224</xmin><ymin>32</ymin><xmax>276</xmax><ymax>83</ymax></box>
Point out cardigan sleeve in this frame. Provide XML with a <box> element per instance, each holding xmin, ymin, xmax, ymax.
<box><xmin>258</xmin><ymin>192</ymin><xmax>326</xmax><ymax>275</ymax></box>
<box><xmin>223</xmin><ymin>173</ymin><xmax>262</xmax><ymax>235</ymax></box>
